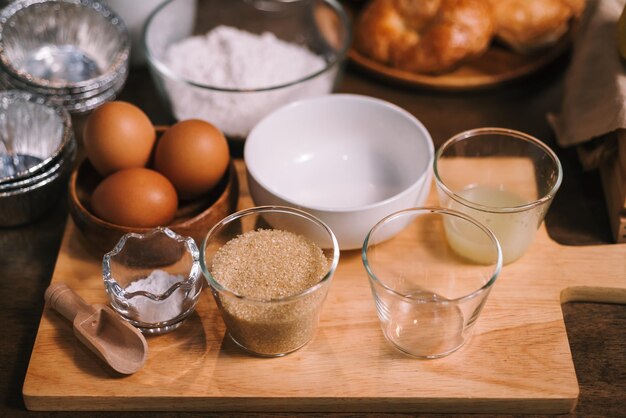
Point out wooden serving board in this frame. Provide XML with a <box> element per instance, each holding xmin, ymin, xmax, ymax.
<box><xmin>23</xmin><ymin>161</ymin><xmax>626</xmax><ymax>413</ymax></box>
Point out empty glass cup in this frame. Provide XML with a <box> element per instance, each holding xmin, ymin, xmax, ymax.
<box><xmin>363</xmin><ymin>208</ymin><xmax>502</xmax><ymax>359</ymax></box>
<box><xmin>434</xmin><ymin>127</ymin><xmax>562</xmax><ymax>264</ymax></box>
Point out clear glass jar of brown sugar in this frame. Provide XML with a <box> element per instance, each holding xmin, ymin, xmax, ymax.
<box><xmin>201</xmin><ymin>206</ymin><xmax>340</xmax><ymax>357</ymax></box>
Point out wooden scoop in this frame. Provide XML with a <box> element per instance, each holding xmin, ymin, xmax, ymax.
<box><xmin>44</xmin><ymin>282</ymin><xmax>148</xmax><ymax>375</ymax></box>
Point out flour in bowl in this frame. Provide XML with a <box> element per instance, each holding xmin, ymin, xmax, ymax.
<box><xmin>162</xmin><ymin>26</ymin><xmax>337</xmax><ymax>138</ymax></box>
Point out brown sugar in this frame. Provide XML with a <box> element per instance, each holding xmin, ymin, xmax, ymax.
<box><xmin>210</xmin><ymin>229</ymin><xmax>330</xmax><ymax>355</ymax></box>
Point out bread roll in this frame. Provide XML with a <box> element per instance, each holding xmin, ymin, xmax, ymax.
<box><xmin>488</xmin><ymin>0</ymin><xmax>585</xmax><ymax>53</ymax></box>
<box><xmin>354</xmin><ymin>0</ymin><xmax>495</xmax><ymax>74</ymax></box>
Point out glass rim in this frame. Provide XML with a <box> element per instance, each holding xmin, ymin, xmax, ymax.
<box><xmin>433</xmin><ymin>127</ymin><xmax>563</xmax><ymax>214</ymax></box>
<box><xmin>142</xmin><ymin>0</ymin><xmax>352</xmax><ymax>93</ymax></box>
<box><xmin>201</xmin><ymin>205</ymin><xmax>340</xmax><ymax>303</ymax></box>
<box><xmin>362</xmin><ymin>207</ymin><xmax>503</xmax><ymax>304</ymax></box>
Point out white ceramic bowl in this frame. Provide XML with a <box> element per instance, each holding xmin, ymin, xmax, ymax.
<box><xmin>244</xmin><ymin>94</ymin><xmax>434</xmax><ymax>250</ymax></box>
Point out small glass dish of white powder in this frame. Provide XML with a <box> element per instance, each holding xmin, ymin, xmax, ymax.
<box><xmin>142</xmin><ymin>0</ymin><xmax>351</xmax><ymax>139</ymax></box>
<box><xmin>103</xmin><ymin>227</ymin><xmax>203</xmax><ymax>335</ymax></box>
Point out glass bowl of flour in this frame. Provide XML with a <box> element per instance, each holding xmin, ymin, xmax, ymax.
<box><xmin>142</xmin><ymin>0</ymin><xmax>351</xmax><ymax>140</ymax></box>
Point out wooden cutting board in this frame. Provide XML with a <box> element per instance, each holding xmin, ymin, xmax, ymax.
<box><xmin>23</xmin><ymin>161</ymin><xmax>626</xmax><ymax>413</ymax></box>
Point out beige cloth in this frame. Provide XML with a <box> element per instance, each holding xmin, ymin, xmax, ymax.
<box><xmin>549</xmin><ymin>0</ymin><xmax>626</xmax><ymax>166</ymax></box>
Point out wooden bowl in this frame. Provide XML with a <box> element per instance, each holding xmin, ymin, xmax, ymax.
<box><xmin>68</xmin><ymin>156</ymin><xmax>239</xmax><ymax>258</ymax></box>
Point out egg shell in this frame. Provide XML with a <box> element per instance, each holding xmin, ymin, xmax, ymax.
<box><xmin>83</xmin><ymin>101</ymin><xmax>156</xmax><ymax>176</ymax></box>
<box><xmin>154</xmin><ymin>119</ymin><xmax>230</xmax><ymax>200</ymax></box>
<box><xmin>91</xmin><ymin>167</ymin><xmax>178</xmax><ymax>228</ymax></box>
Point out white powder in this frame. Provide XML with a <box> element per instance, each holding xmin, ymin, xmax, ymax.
<box><xmin>162</xmin><ymin>25</ymin><xmax>337</xmax><ymax>138</ymax></box>
<box><xmin>125</xmin><ymin>269</ymin><xmax>185</xmax><ymax>324</ymax></box>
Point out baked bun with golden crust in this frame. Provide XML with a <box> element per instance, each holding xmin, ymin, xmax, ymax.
<box><xmin>354</xmin><ymin>0</ymin><xmax>495</xmax><ymax>74</ymax></box>
<box><xmin>488</xmin><ymin>0</ymin><xmax>585</xmax><ymax>53</ymax></box>
<box><xmin>563</xmin><ymin>0</ymin><xmax>586</xmax><ymax>18</ymax></box>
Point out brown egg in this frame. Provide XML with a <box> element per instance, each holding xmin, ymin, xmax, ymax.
<box><xmin>154</xmin><ymin>119</ymin><xmax>229</xmax><ymax>200</ymax></box>
<box><xmin>84</xmin><ymin>101</ymin><xmax>156</xmax><ymax>176</ymax></box>
<box><xmin>91</xmin><ymin>168</ymin><xmax>178</xmax><ymax>228</ymax></box>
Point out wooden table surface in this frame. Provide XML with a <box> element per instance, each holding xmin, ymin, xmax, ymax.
<box><xmin>1</xmin><ymin>43</ymin><xmax>625</xmax><ymax>418</ymax></box>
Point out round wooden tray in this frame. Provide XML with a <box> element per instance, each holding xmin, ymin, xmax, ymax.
<box><xmin>348</xmin><ymin>37</ymin><xmax>571</xmax><ymax>91</ymax></box>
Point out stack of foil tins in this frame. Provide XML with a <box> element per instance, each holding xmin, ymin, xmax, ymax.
<box><xmin>0</xmin><ymin>0</ymin><xmax>130</xmax><ymax>114</ymax></box>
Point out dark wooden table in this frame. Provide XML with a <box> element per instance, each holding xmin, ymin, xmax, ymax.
<box><xmin>1</xmin><ymin>52</ymin><xmax>625</xmax><ymax>416</ymax></box>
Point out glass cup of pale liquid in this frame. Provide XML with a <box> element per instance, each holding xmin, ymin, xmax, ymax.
<box><xmin>434</xmin><ymin>128</ymin><xmax>563</xmax><ymax>265</ymax></box>
<box><xmin>363</xmin><ymin>208</ymin><xmax>502</xmax><ymax>359</ymax></box>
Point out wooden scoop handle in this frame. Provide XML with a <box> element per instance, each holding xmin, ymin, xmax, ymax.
<box><xmin>45</xmin><ymin>282</ymin><xmax>94</xmax><ymax>322</ymax></box>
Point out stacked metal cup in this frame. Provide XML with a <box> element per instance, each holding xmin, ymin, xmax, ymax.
<box><xmin>0</xmin><ymin>90</ymin><xmax>77</xmax><ymax>226</ymax></box>
<box><xmin>0</xmin><ymin>0</ymin><xmax>130</xmax><ymax>114</ymax></box>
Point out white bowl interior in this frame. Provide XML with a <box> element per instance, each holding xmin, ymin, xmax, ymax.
<box><xmin>245</xmin><ymin>95</ymin><xmax>433</xmax><ymax>210</ymax></box>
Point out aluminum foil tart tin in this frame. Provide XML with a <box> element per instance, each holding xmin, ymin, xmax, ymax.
<box><xmin>0</xmin><ymin>90</ymin><xmax>74</xmax><ymax>184</ymax></box>
<box><xmin>0</xmin><ymin>136</ymin><xmax>76</xmax><ymax>226</ymax></box>
<box><xmin>0</xmin><ymin>0</ymin><xmax>130</xmax><ymax>93</ymax></box>
<box><xmin>0</xmin><ymin>59</ymin><xmax>128</xmax><ymax>98</ymax></box>
<box><xmin>2</xmin><ymin>65</ymin><xmax>130</xmax><ymax>114</ymax></box>
<box><xmin>0</xmin><ymin>137</ymin><xmax>76</xmax><ymax>192</ymax></box>
<box><xmin>57</xmin><ymin>67</ymin><xmax>128</xmax><ymax>113</ymax></box>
